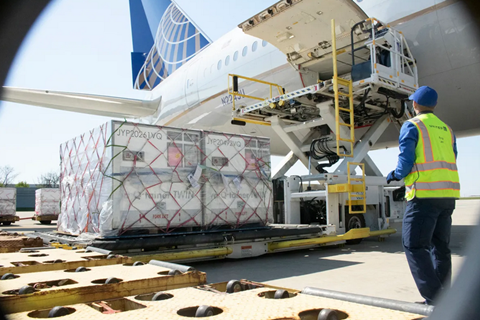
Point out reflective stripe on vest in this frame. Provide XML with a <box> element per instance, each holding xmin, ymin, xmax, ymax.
<box><xmin>409</xmin><ymin>117</ymin><xmax>434</xmax><ymax>162</ymax></box>
<box><xmin>411</xmin><ymin>161</ymin><xmax>458</xmax><ymax>173</ymax></box>
<box><xmin>406</xmin><ymin>181</ymin><xmax>460</xmax><ymax>193</ymax></box>
<box><xmin>447</xmin><ymin>124</ymin><xmax>455</xmax><ymax>151</ymax></box>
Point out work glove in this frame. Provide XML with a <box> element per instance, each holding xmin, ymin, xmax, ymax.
<box><xmin>386</xmin><ymin>170</ymin><xmax>400</xmax><ymax>184</ymax></box>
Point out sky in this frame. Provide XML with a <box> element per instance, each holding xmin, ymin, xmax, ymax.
<box><xmin>0</xmin><ymin>0</ymin><xmax>479</xmax><ymax>196</ymax></box>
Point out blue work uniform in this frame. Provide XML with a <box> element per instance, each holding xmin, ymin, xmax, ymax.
<box><xmin>393</xmin><ymin>111</ymin><xmax>458</xmax><ymax>305</ymax></box>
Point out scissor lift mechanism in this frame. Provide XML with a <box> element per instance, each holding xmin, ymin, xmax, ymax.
<box><xmin>229</xmin><ymin>17</ymin><xmax>417</xmax><ymax>171</ymax></box>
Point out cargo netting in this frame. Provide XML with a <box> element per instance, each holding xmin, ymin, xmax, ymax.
<box><xmin>59</xmin><ymin>121</ymin><xmax>273</xmax><ymax>237</ymax></box>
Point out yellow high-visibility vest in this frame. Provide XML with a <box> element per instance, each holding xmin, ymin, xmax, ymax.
<box><xmin>404</xmin><ymin>113</ymin><xmax>460</xmax><ymax>200</ymax></box>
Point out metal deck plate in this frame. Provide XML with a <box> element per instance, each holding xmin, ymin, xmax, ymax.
<box><xmin>7</xmin><ymin>285</ymin><xmax>423</xmax><ymax>319</ymax></box>
<box><xmin>0</xmin><ymin>248</ymin><xmax>128</xmax><ymax>274</ymax></box>
<box><xmin>0</xmin><ymin>263</ymin><xmax>206</xmax><ymax>313</ymax></box>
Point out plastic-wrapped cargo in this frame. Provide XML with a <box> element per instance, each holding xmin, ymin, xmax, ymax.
<box><xmin>35</xmin><ymin>188</ymin><xmax>60</xmax><ymax>216</ymax></box>
<box><xmin>59</xmin><ymin>121</ymin><xmax>273</xmax><ymax>237</ymax></box>
<box><xmin>0</xmin><ymin>188</ymin><xmax>16</xmax><ymax>216</ymax></box>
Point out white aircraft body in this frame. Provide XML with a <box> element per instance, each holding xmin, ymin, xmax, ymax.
<box><xmin>2</xmin><ymin>0</ymin><xmax>478</xmax><ymax>156</ymax></box>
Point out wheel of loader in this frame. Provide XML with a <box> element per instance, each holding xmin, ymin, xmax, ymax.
<box><xmin>226</xmin><ymin>280</ymin><xmax>244</xmax><ymax>293</ymax></box>
<box><xmin>345</xmin><ymin>213</ymin><xmax>366</xmax><ymax>245</ymax></box>
<box><xmin>75</xmin><ymin>266</ymin><xmax>87</xmax><ymax>272</ymax></box>
<box><xmin>195</xmin><ymin>305</ymin><xmax>214</xmax><ymax>317</ymax></box>
<box><xmin>274</xmin><ymin>289</ymin><xmax>289</xmax><ymax>299</ymax></box>
<box><xmin>48</xmin><ymin>306</ymin><xmax>70</xmax><ymax>318</ymax></box>
<box><xmin>317</xmin><ymin>309</ymin><xmax>338</xmax><ymax>320</ymax></box>
<box><xmin>40</xmin><ymin>220</ymin><xmax>51</xmax><ymax>225</ymax></box>
<box><xmin>1</xmin><ymin>273</ymin><xmax>15</xmax><ymax>280</ymax></box>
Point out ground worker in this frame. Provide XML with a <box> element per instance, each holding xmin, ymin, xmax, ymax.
<box><xmin>386</xmin><ymin>86</ymin><xmax>460</xmax><ymax>305</ymax></box>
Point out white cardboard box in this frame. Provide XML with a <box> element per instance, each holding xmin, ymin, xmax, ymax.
<box><xmin>35</xmin><ymin>188</ymin><xmax>60</xmax><ymax>216</ymax></box>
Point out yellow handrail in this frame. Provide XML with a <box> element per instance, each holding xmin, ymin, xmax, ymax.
<box><xmin>228</xmin><ymin>74</ymin><xmax>284</xmax><ymax>111</ymax></box>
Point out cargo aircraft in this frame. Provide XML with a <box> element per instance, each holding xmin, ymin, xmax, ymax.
<box><xmin>2</xmin><ymin>0</ymin><xmax>478</xmax><ymax>157</ymax></box>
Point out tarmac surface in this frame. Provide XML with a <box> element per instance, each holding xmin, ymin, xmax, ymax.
<box><xmin>5</xmin><ymin>199</ymin><xmax>480</xmax><ymax>305</ymax></box>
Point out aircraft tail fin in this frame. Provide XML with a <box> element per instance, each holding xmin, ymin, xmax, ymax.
<box><xmin>129</xmin><ymin>0</ymin><xmax>211</xmax><ymax>91</ymax></box>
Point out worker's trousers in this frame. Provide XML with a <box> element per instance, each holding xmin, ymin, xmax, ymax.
<box><xmin>402</xmin><ymin>197</ymin><xmax>456</xmax><ymax>305</ymax></box>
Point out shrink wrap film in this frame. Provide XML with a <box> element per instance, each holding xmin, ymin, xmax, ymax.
<box><xmin>35</xmin><ymin>188</ymin><xmax>60</xmax><ymax>216</ymax></box>
<box><xmin>0</xmin><ymin>188</ymin><xmax>16</xmax><ymax>217</ymax></box>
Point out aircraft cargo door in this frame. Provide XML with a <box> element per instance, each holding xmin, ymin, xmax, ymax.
<box><xmin>238</xmin><ymin>0</ymin><xmax>369</xmax><ymax>76</ymax></box>
<box><xmin>185</xmin><ymin>57</ymin><xmax>201</xmax><ymax>107</ymax></box>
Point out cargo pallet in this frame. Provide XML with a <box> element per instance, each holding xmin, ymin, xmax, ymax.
<box><xmin>28</xmin><ymin>224</ymin><xmax>393</xmax><ymax>264</ymax></box>
<box><xmin>32</xmin><ymin>214</ymin><xmax>58</xmax><ymax>225</ymax></box>
<box><xmin>0</xmin><ymin>215</ymin><xmax>19</xmax><ymax>226</ymax></box>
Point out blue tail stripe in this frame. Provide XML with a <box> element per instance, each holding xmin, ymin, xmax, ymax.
<box><xmin>129</xmin><ymin>0</ymin><xmax>155</xmax><ymax>53</ymax></box>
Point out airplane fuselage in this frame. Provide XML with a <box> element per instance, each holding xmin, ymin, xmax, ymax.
<box><xmin>145</xmin><ymin>0</ymin><xmax>480</xmax><ymax>155</ymax></box>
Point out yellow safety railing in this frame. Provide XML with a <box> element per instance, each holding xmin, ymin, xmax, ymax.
<box><xmin>327</xmin><ymin>162</ymin><xmax>366</xmax><ymax>214</ymax></box>
<box><xmin>331</xmin><ymin>19</ymin><xmax>355</xmax><ymax>158</ymax></box>
<box><xmin>228</xmin><ymin>74</ymin><xmax>284</xmax><ymax>111</ymax></box>
<box><xmin>347</xmin><ymin>162</ymin><xmax>366</xmax><ymax>214</ymax></box>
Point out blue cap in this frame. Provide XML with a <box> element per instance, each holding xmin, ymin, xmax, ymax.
<box><xmin>409</xmin><ymin>86</ymin><xmax>438</xmax><ymax>107</ymax></box>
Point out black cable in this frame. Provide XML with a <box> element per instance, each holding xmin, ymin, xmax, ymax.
<box><xmin>310</xmin><ymin>138</ymin><xmax>341</xmax><ymax>173</ymax></box>
<box><xmin>357</xmin><ymin>88</ymin><xmax>371</xmax><ymax>118</ymax></box>
<box><xmin>293</xmin><ymin>175</ymin><xmax>303</xmax><ymax>192</ymax></box>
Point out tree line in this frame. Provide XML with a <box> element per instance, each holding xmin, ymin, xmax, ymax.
<box><xmin>0</xmin><ymin>165</ymin><xmax>59</xmax><ymax>188</ymax></box>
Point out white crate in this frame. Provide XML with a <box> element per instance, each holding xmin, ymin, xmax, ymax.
<box><xmin>0</xmin><ymin>188</ymin><xmax>16</xmax><ymax>216</ymax></box>
<box><xmin>202</xmin><ymin>131</ymin><xmax>272</xmax><ymax>228</ymax></box>
<box><xmin>35</xmin><ymin>189</ymin><xmax>60</xmax><ymax>216</ymax></box>
<box><xmin>59</xmin><ymin>121</ymin><xmax>273</xmax><ymax>237</ymax></box>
